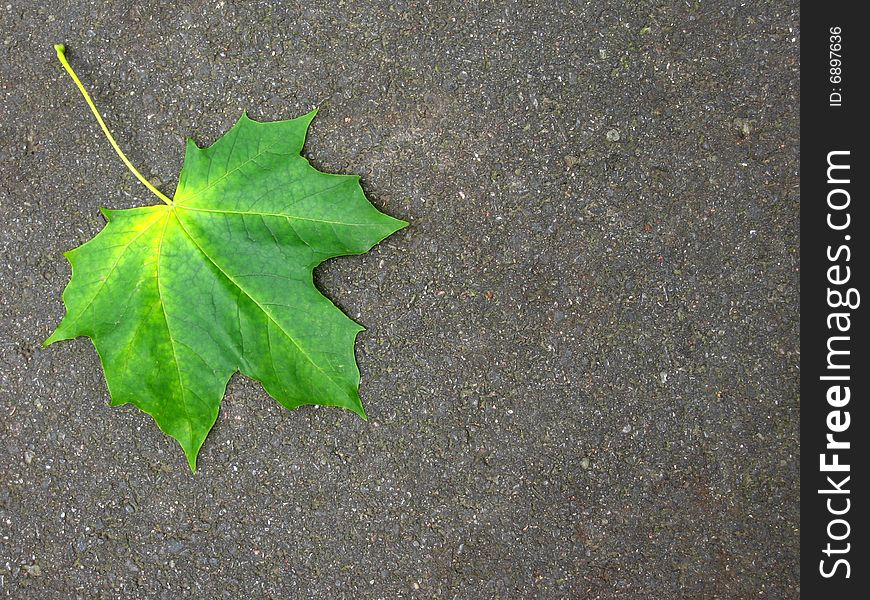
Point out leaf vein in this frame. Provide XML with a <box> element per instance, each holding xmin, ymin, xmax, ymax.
<box><xmin>173</xmin><ymin>213</ymin><xmax>349</xmax><ymax>399</ymax></box>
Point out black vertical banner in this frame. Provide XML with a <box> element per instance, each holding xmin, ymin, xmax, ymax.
<box><xmin>802</xmin><ymin>4</ymin><xmax>868</xmax><ymax>595</ymax></box>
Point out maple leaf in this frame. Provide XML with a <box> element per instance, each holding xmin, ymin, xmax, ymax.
<box><xmin>45</xmin><ymin>45</ymin><xmax>406</xmax><ymax>470</ymax></box>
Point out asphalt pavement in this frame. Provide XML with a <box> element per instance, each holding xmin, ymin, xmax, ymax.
<box><xmin>1</xmin><ymin>1</ymin><xmax>800</xmax><ymax>597</ymax></box>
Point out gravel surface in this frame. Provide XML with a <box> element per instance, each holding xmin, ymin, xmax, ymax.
<box><xmin>1</xmin><ymin>1</ymin><xmax>799</xmax><ymax>598</ymax></box>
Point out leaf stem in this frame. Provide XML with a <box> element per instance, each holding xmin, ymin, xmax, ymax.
<box><xmin>54</xmin><ymin>44</ymin><xmax>173</xmax><ymax>205</ymax></box>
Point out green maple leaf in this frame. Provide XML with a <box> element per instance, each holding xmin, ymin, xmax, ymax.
<box><xmin>45</xmin><ymin>45</ymin><xmax>406</xmax><ymax>471</ymax></box>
